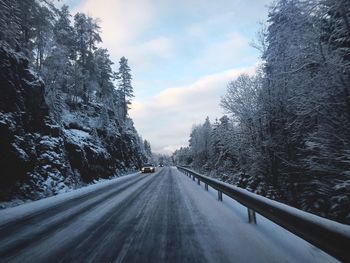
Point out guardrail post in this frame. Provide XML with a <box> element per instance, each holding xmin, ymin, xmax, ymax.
<box><xmin>218</xmin><ymin>191</ymin><xmax>223</xmax><ymax>201</ymax></box>
<box><xmin>192</xmin><ymin>175</ymin><xmax>195</xmax><ymax>181</ymax></box>
<box><xmin>247</xmin><ymin>208</ymin><xmax>257</xmax><ymax>224</ymax></box>
<box><xmin>197</xmin><ymin>178</ymin><xmax>200</xmax><ymax>185</ymax></box>
<box><xmin>205</xmin><ymin>183</ymin><xmax>208</xmax><ymax>191</ymax></box>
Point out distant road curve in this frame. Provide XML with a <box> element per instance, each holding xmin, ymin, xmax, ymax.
<box><xmin>0</xmin><ymin>167</ymin><xmax>338</xmax><ymax>263</ymax></box>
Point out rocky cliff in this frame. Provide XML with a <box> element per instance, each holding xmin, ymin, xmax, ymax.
<box><xmin>0</xmin><ymin>45</ymin><xmax>147</xmax><ymax>204</ymax></box>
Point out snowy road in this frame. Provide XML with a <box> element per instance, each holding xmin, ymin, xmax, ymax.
<box><xmin>0</xmin><ymin>167</ymin><xmax>338</xmax><ymax>263</ymax></box>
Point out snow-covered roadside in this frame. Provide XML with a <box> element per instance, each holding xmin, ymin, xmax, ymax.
<box><xmin>174</xmin><ymin>167</ymin><xmax>340</xmax><ymax>263</ymax></box>
<box><xmin>0</xmin><ymin>171</ymin><xmax>140</xmax><ymax>225</ymax></box>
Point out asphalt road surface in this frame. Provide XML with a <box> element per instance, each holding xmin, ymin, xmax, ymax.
<box><xmin>0</xmin><ymin>167</ymin><xmax>337</xmax><ymax>263</ymax></box>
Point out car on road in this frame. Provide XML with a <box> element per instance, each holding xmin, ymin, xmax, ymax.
<box><xmin>141</xmin><ymin>163</ymin><xmax>156</xmax><ymax>173</ymax></box>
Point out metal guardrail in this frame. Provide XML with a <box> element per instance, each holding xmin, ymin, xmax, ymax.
<box><xmin>177</xmin><ymin>166</ymin><xmax>350</xmax><ymax>262</ymax></box>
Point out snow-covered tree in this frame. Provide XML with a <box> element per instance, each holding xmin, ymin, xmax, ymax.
<box><xmin>143</xmin><ymin>140</ymin><xmax>152</xmax><ymax>158</ymax></box>
<box><xmin>117</xmin><ymin>56</ymin><xmax>134</xmax><ymax>121</ymax></box>
<box><xmin>188</xmin><ymin>117</ymin><xmax>212</xmax><ymax>169</ymax></box>
<box><xmin>175</xmin><ymin>0</ymin><xmax>350</xmax><ymax>223</ymax></box>
<box><xmin>53</xmin><ymin>5</ymin><xmax>75</xmax><ymax>60</ymax></box>
<box><xmin>94</xmin><ymin>48</ymin><xmax>115</xmax><ymax>105</ymax></box>
<box><xmin>0</xmin><ymin>0</ymin><xmax>21</xmax><ymax>47</ymax></box>
<box><xmin>74</xmin><ymin>12</ymin><xmax>102</xmax><ymax>103</ymax></box>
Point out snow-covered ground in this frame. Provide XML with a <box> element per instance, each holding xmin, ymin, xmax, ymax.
<box><xmin>0</xmin><ymin>171</ymin><xmax>140</xmax><ymax>225</ymax></box>
<box><xmin>176</xmin><ymin>167</ymin><xmax>340</xmax><ymax>262</ymax></box>
<box><xmin>0</xmin><ymin>167</ymin><xmax>341</xmax><ymax>262</ymax></box>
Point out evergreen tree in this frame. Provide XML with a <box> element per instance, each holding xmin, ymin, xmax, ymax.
<box><xmin>94</xmin><ymin>48</ymin><xmax>115</xmax><ymax>104</ymax></box>
<box><xmin>117</xmin><ymin>56</ymin><xmax>134</xmax><ymax>121</ymax></box>
<box><xmin>32</xmin><ymin>4</ymin><xmax>54</xmax><ymax>71</ymax></box>
<box><xmin>41</xmin><ymin>5</ymin><xmax>76</xmax><ymax>121</ymax></box>
<box><xmin>143</xmin><ymin>140</ymin><xmax>152</xmax><ymax>159</ymax></box>
<box><xmin>53</xmin><ymin>5</ymin><xmax>75</xmax><ymax>60</ymax></box>
<box><xmin>0</xmin><ymin>0</ymin><xmax>21</xmax><ymax>48</ymax></box>
<box><xmin>74</xmin><ymin>13</ymin><xmax>101</xmax><ymax>103</ymax></box>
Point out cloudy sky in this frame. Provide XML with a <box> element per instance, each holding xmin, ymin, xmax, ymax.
<box><xmin>63</xmin><ymin>0</ymin><xmax>273</xmax><ymax>154</ymax></box>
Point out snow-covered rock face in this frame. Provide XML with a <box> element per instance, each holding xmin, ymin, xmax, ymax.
<box><xmin>64</xmin><ymin>128</ymin><xmax>115</xmax><ymax>182</ymax></box>
<box><xmin>0</xmin><ymin>46</ymin><xmax>146</xmax><ymax>205</ymax></box>
<box><xmin>0</xmin><ymin>45</ymin><xmax>73</xmax><ymax>201</ymax></box>
<box><xmin>0</xmin><ymin>46</ymin><xmax>47</xmax><ymax>131</ymax></box>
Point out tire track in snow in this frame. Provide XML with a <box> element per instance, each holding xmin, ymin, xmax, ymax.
<box><xmin>0</xmin><ymin>172</ymin><xmax>153</xmax><ymax>260</ymax></box>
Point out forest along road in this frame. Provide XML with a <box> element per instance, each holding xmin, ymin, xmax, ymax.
<box><xmin>0</xmin><ymin>167</ymin><xmax>338</xmax><ymax>263</ymax></box>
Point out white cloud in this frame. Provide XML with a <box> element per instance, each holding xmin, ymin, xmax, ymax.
<box><xmin>129</xmin><ymin>66</ymin><xmax>257</xmax><ymax>154</ymax></box>
<box><xmin>74</xmin><ymin>0</ymin><xmax>155</xmax><ymax>46</ymax></box>
<box><xmin>72</xmin><ymin>0</ymin><xmax>176</xmax><ymax>75</ymax></box>
<box><xmin>127</xmin><ymin>37</ymin><xmax>175</xmax><ymax>71</ymax></box>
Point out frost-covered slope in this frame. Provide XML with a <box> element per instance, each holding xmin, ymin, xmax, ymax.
<box><xmin>0</xmin><ymin>45</ymin><xmax>148</xmax><ymax>205</ymax></box>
